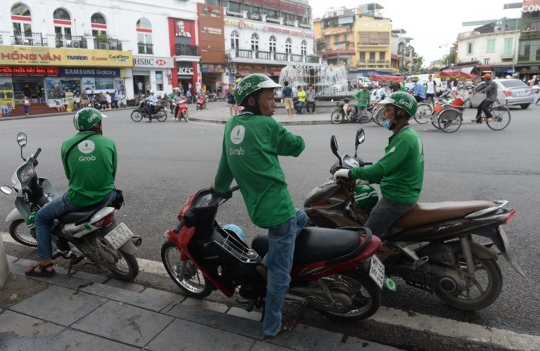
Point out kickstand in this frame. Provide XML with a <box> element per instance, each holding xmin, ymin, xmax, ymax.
<box><xmin>68</xmin><ymin>256</ymin><xmax>84</xmax><ymax>275</ymax></box>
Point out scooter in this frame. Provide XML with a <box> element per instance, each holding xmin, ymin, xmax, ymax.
<box><xmin>331</xmin><ymin>99</ymin><xmax>377</xmax><ymax>125</ymax></box>
<box><xmin>1</xmin><ymin>133</ymin><xmax>141</xmax><ymax>281</ymax></box>
<box><xmin>175</xmin><ymin>97</ymin><xmax>189</xmax><ymax>122</ymax></box>
<box><xmin>304</xmin><ymin>129</ymin><xmax>525</xmax><ymax>311</ymax></box>
<box><xmin>196</xmin><ymin>94</ymin><xmax>207</xmax><ymax>110</ymax></box>
<box><xmin>161</xmin><ymin>186</ymin><xmax>389</xmax><ymax>321</ymax></box>
<box><xmin>130</xmin><ymin>100</ymin><xmax>168</xmax><ymax>122</ymax></box>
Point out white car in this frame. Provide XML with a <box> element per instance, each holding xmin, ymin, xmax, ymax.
<box><xmin>533</xmin><ymin>85</ymin><xmax>539</xmax><ymax>94</ymax></box>
<box><xmin>468</xmin><ymin>79</ymin><xmax>535</xmax><ymax>109</ymax></box>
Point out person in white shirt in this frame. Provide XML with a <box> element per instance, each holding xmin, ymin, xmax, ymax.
<box><xmin>425</xmin><ymin>74</ymin><xmax>437</xmax><ymax>107</ymax></box>
<box><xmin>145</xmin><ymin>90</ymin><xmax>158</xmax><ymax>123</ymax></box>
<box><xmin>106</xmin><ymin>92</ymin><xmax>112</xmax><ymax>110</ymax></box>
<box><xmin>376</xmin><ymin>85</ymin><xmax>388</xmax><ymax>101</ymax></box>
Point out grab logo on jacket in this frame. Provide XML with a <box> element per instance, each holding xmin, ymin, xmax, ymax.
<box><xmin>230</xmin><ymin>125</ymin><xmax>245</xmax><ymax>145</ymax></box>
<box><xmin>78</xmin><ymin>140</ymin><xmax>95</xmax><ymax>154</ymax></box>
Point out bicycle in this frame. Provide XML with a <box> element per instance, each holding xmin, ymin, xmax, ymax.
<box><xmin>438</xmin><ymin>99</ymin><xmax>511</xmax><ymax>133</ymax></box>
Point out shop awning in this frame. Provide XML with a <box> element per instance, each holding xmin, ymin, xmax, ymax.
<box><xmin>237</xmin><ymin>71</ymin><xmax>251</xmax><ymax>76</ymax></box>
<box><xmin>368</xmin><ymin>74</ymin><xmax>404</xmax><ymax>82</ymax></box>
<box><xmin>435</xmin><ymin>71</ymin><xmax>476</xmax><ymax>80</ymax></box>
<box><xmin>272</xmin><ymin>71</ymin><xmax>281</xmax><ymax>76</ymax></box>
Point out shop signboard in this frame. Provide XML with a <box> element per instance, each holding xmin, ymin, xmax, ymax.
<box><xmin>224</xmin><ymin>19</ymin><xmax>315</xmax><ymax>38</ymax></box>
<box><xmin>0</xmin><ymin>46</ymin><xmax>133</xmax><ymax>67</ymax></box>
<box><xmin>0</xmin><ymin>77</ymin><xmax>15</xmax><ymax>111</ymax></box>
<box><xmin>59</xmin><ymin>68</ymin><xmax>120</xmax><ymax>77</ymax></box>
<box><xmin>522</xmin><ymin>0</ymin><xmax>540</xmax><ymax>12</ymax></box>
<box><xmin>237</xmin><ymin>63</ymin><xmax>265</xmax><ymax>72</ymax></box>
<box><xmin>133</xmin><ymin>56</ymin><xmax>174</xmax><ymax>68</ymax></box>
<box><xmin>0</xmin><ymin>66</ymin><xmax>59</xmax><ymax>75</ymax></box>
<box><xmin>197</xmin><ymin>3</ymin><xmax>226</xmax><ymax>63</ymax></box>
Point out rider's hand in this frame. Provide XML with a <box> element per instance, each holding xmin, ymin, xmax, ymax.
<box><xmin>333</xmin><ymin>169</ymin><xmax>352</xmax><ymax>182</ymax></box>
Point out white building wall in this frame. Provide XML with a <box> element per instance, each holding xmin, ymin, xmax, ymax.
<box><xmin>0</xmin><ymin>0</ymin><xmax>201</xmax><ymax>97</ymax></box>
<box><xmin>456</xmin><ymin>30</ymin><xmax>520</xmax><ymax>66</ymax></box>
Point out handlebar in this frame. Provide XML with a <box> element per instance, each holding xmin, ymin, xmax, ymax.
<box><xmin>34</xmin><ymin>148</ymin><xmax>41</xmax><ymax>159</ymax></box>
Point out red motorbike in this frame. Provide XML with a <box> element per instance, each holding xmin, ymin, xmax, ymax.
<box><xmin>196</xmin><ymin>94</ymin><xmax>207</xmax><ymax>110</ymax></box>
<box><xmin>174</xmin><ymin>97</ymin><xmax>189</xmax><ymax>122</ymax></box>
<box><xmin>161</xmin><ymin>186</ymin><xmax>387</xmax><ymax>321</ymax></box>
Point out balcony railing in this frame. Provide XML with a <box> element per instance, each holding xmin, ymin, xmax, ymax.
<box><xmin>305</xmin><ymin>55</ymin><xmax>319</xmax><ymax>63</ymax></box>
<box><xmin>377</xmin><ymin>59</ymin><xmax>389</xmax><ymax>64</ymax></box>
<box><xmin>291</xmin><ymin>54</ymin><xmax>303</xmax><ymax>62</ymax></box>
<box><xmin>237</xmin><ymin>49</ymin><xmax>253</xmax><ymax>59</ymax></box>
<box><xmin>175</xmin><ymin>44</ymin><xmax>199</xmax><ymax>56</ymax></box>
<box><xmin>518</xmin><ymin>54</ymin><xmax>540</xmax><ymax>62</ymax></box>
<box><xmin>138</xmin><ymin>43</ymin><xmax>153</xmax><ymax>55</ymax></box>
<box><xmin>94</xmin><ymin>38</ymin><xmax>122</xmax><ymax>50</ymax></box>
<box><xmin>275</xmin><ymin>52</ymin><xmax>288</xmax><ymax>61</ymax></box>
<box><xmin>256</xmin><ymin>51</ymin><xmax>271</xmax><ymax>60</ymax></box>
<box><xmin>55</xmin><ymin>35</ymin><xmax>87</xmax><ymax>48</ymax></box>
<box><xmin>11</xmin><ymin>32</ymin><xmax>47</xmax><ymax>46</ymax></box>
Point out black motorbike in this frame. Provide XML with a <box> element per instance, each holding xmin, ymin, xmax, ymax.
<box><xmin>130</xmin><ymin>100</ymin><xmax>168</xmax><ymax>122</ymax></box>
<box><xmin>304</xmin><ymin>129</ymin><xmax>525</xmax><ymax>311</ymax></box>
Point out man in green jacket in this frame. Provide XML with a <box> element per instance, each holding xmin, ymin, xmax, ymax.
<box><xmin>334</xmin><ymin>92</ymin><xmax>424</xmax><ymax>236</ymax></box>
<box><xmin>353</xmin><ymin>85</ymin><xmax>371</xmax><ymax>123</ymax></box>
<box><xmin>214</xmin><ymin>74</ymin><xmax>306</xmax><ymax>337</ymax></box>
<box><xmin>25</xmin><ymin>108</ymin><xmax>118</xmax><ymax>277</ymax></box>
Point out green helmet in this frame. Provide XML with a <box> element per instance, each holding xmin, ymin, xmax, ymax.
<box><xmin>379</xmin><ymin>92</ymin><xmax>418</xmax><ymax>117</ymax></box>
<box><xmin>234</xmin><ymin>74</ymin><xmax>281</xmax><ymax>105</ymax></box>
<box><xmin>73</xmin><ymin>108</ymin><xmax>107</xmax><ymax>131</ymax></box>
<box><xmin>354</xmin><ymin>185</ymin><xmax>379</xmax><ymax>210</ymax></box>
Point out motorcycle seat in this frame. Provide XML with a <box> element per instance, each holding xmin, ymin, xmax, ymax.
<box><xmin>392</xmin><ymin>201</ymin><xmax>495</xmax><ymax>229</ymax></box>
<box><xmin>57</xmin><ymin>202</ymin><xmax>109</xmax><ymax>224</ymax></box>
<box><xmin>251</xmin><ymin>227</ymin><xmax>359</xmax><ymax>265</ymax></box>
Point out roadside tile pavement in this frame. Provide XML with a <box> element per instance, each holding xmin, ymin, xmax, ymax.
<box><xmin>0</xmin><ymin>258</ymin><xmax>401</xmax><ymax>351</ymax></box>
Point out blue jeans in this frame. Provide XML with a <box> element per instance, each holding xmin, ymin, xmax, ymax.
<box><xmin>306</xmin><ymin>100</ymin><xmax>316</xmax><ymax>113</ymax></box>
<box><xmin>35</xmin><ymin>191</ymin><xmax>116</xmax><ymax>260</ymax></box>
<box><xmin>294</xmin><ymin>100</ymin><xmax>305</xmax><ymax>114</ymax></box>
<box><xmin>262</xmin><ymin>209</ymin><xmax>308</xmax><ymax>336</ymax></box>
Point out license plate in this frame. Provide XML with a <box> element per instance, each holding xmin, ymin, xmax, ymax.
<box><xmin>104</xmin><ymin>222</ymin><xmax>134</xmax><ymax>250</ymax></box>
<box><xmin>369</xmin><ymin>255</ymin><xmax>385</xmax><ymax>289</ymax></box>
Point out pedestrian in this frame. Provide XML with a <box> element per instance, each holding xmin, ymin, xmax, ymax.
<box><xmin>23</xmin><ymin>95</ymin><xmax>31</xmax><ymax>117</ymax></box>
<box><xmin>145</xmin><ymin>82</ymin><xmax>151</xmax><ymax>96</ymax></box>
<box><xmin>334</xmin><ymin>92</ymin><xmax>423</xmax><ymax>237</ymax></box>
<box><xmin>306</xmin><ymin>84</ymin><xmax>316</xmax><ymax>114</ymax></box>
<box><xmin>112</xmin><ymin>91</ymin><xmax>120</xmax><ymax>108</ymax></box>
<box><xmin>281</xmin><ymin>81</ymin><xmax>294</xmax><ymax>117</ymax></box>
<box><xmin>294</xmin><ymin>86</ymin><xmax>306</xmax><ymax>114</ymax></box>
<box><xmin>353</xmin><ymin>85</ymin><xmax>370</xmax><ymax>123</ymax></box>
<box><xmin>80</xmin><ymin>90</ymin><xmax>89</xmax><ymax>108</ymax></box>
<box><xmin>137</xmin><ymin>81</ymin><xmax>143</xmax><ymax>95</ymax></box>
<box><xmin>106</xmin><ymin>92</ymin><xmax>112</xmax><ymax>110</ymax></box>
<box><xmin>425</xmin><ymin>74</ymin><xmax>437</xmax><ymax>107</ymax></box>
<box><xmin>409</xmin><ymin>77</ymin><xmax>426</xmax><ymax>102</ymax></box>
<box><xmin>226</xmin><ymin>84</ymin><xmax>236</xmax><ymax>116</ymax></box>
<box><xmin>145</xmin><ymin>90</ymin><xmax>157</xmax><ymax>123</ymax></box>
<box><xmin>98</xmin><ymin>92</ymin><xmax>107</xmax><ymax>109</ymax></box>
<box><xmin>213</xmin><ymin>74</ymin><xmax>306</xmax><ymax>337</ymax></box>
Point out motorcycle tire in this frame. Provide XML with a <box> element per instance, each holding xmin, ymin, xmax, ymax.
<box><xmin>183</xmin><ymin>112</ymin><xmax>189</xmax><ymax>122</ymax></box>
<box><xmin>109</xmin><ymin>251</ymin><xmax>139</xmax><ymax>281</ymax></box>
<box><xmin>9</xmin><ymin>219</ymin><xmax>38</xmax><ymax>247</ymax></box>
<box><xmin>130</xmin><ymin>110</ymin><xmax>143</xmax><ymax>122</ymax></box>
<box><xmin>373</xmin><ymin>108</ymin><xmax>384</xmax><ymax>126</ymax></box>
<box><xmin>435</xmin><ymin>253</ymin><xmax>502</xmax><ymax>311</ymax></box>
<box><xmin>161</xmin><ymin>241</ymin><xmax>212</xmax><ymax>298</ymax></box>
<box><xmin>331</xmin><ymin>111</ymin><xmax>344</xmax><ymax>124</ymax></box>
<box><xmin>317</xmin><ymin>270</ymin><xmax>381</xmax><ymax>321</ymax></box>
<box><xmin>156</xmin><ymin>111</ymin><xmax>168</xmax><ymax>122</ymax></box>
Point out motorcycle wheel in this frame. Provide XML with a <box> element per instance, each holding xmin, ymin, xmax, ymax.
<box><xmin>108</xmin><ymin>251</ymin><xmax>139</xmax><ymax>281</ymax></box>
<box><xmin>183</xmin><ymin>111</ymin><xmax>189</xmax><ymax>122</ymax></box>
<box><xmin>130</xmin><ymin>110</ymin><xmax>143</xmax><ymax>122</ymax></box>
<box><xmin>374</xmin><ymin>108</ymin><xmax>384</xmax><ymax>126</ymax></box>
<box><xmin>9</xmin><ymin>219</ymin><xmax>38</xmax><ymax>247</ymax></box>
<box><xmin>156</xmin><ymin>111</ymin><xmax>168</xmax><ymax>122</ymax></box>
<box><xmin>317</xmin><ymin>270</ymin><xmax>381</xmax><ymax>321</ymax></box>
<box><xmin>331</xmin><ymin>111</ymin><xmax>344</xmax><ymax>124</ymax></box>
<box><xmin>435</xmin><ymin>253</ymin><xmax>502</xmax><ymax>311</ymax></box>
<box><xmin>161</xmin><ymin>241</ymin><xmax>212</xmax><ymax>298</ymax></box>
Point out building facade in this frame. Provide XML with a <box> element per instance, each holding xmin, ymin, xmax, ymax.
<box><xmin>455</xmin><ymin>22</ymin><xmax>520</xmax><ymax>77</ymax></box>
<box><xmin>313</xmin><ymin>4</ymin><xmax>395</xmax><ymax>78</ymax></box>
<box><xmin>1</xmin><ymin>0</ymin><xmax>200</xmax><ymax>112</ymax></box>
<box><xmin>516</xmin><ymin>5</ymin><xmax>540</xmax><ymax>78</ymax></box>
<box><xmin>204</xmin><ymin>0</ymin><xmax>318</xmax><ymax>85</ymax></box>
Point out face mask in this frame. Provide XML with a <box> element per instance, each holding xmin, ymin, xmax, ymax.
<box><xmin>382</xmin><ymin>118</ymin><xmax>393</xmax><ymax>130</ymax></box>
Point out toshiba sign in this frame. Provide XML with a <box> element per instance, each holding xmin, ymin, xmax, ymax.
<box><xmin>133</xmin><ymin>56</ymin><xmax>174</xmax><ymax>68</ymax></box>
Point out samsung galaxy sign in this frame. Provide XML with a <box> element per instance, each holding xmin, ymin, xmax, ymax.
<box><xmin>522</xmin><ymin>0</ymin><xmax>540</xmax><ymax>12</ymax></box>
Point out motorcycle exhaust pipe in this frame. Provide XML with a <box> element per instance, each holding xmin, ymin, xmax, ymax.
<box><xmin>130</xmin><ymin>236</ymin><xmax>142</xmax><ymax>247</ymax></box>
<box><xmin>284</xmin><ymin>293</ymin><xmax>308</xmax><ymax>305</ymax></box>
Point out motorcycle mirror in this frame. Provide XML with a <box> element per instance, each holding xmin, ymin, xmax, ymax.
<box><xmin>0</xmin><ymin>186</ymin><xmax>13</xmax><ymax>195</ymax></box>
<box><xmin>330</xmin><ymin>135</ymin><xmax>342</xmax><ymax>166</ymax></box>
<box><xmin>355</xmin><ymin>129</ymin><xmax>365</xmax><ymax>147</ymax></box>
<box><xmin>16</xmin><ymin>132</ymin><xmax>27</xmax><ymax>147</ymax></box>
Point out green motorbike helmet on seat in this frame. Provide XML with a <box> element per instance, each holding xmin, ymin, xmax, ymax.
<box><xmin>379</xmin><ymin>91</ymin><xmax>418</xmax><ymax>117</ymax></box>
<box><xmin>353</xmin><ymin>184</ymin><xmax>379</xmax><ymax>210</ymax></box>
<box><xmin>234</xmin><ymin>73</ymin><xmax>281</xmax><ymax>105</ymax></box>
<box><xmin>73</xmin><ymin>107</ymin><xmax>107</xmax><ymax>131</ymax></box>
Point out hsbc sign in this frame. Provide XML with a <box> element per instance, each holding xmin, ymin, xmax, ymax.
<box><xmin>133</xmin><ymin>56</ymin><xmax>174</xmax><ymax>68</ymax></box>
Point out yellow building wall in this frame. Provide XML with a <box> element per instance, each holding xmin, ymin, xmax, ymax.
<box><xmin>353</xmin><ymin>16</ymin><xmax>393</xmax><ymax>70</ymax></box>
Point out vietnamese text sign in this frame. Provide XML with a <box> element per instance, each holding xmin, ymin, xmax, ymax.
<box><xmin>197</xmin><ymin>3</ymin><xmax>226</xmax><ymax>63</ymax></box>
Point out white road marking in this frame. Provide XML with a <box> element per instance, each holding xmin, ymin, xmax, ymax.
<box><xmin>2</xmin><ymin>232</ymin><xmax>539</xmax><ymax>349</ymax></box>
<box><xmin>1</xmin><ymin>232</ymin><xmax>168</xmax><ymax>276</ymax></box>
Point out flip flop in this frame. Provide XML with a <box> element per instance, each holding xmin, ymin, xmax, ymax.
<box><xmin>25</xmin><ymin>263</ymin><xmax>56</xmax><ymax>277</ymax></box>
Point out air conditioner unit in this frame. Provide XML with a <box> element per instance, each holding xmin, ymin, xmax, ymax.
<box><xmin>494</xmin><ymin>26</ymin><xmax>503</xmax><ymax>32</ymax></box>
<box><xmin>73</xmin><ymin>41</ymin><xmax>80</xmax><ymax>48</ymax></box>
<box><xmin>230</xmin><ymin>67</ymin><xmax>237</xmax><ymax>74</ymax></box>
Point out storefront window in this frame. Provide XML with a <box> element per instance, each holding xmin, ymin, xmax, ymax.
<box><xmin>156</xmin><ymin>71</ymin><xmax>163</xmax><ymax>91</ymax></box>
<box><xmin>95</xmin><ymin>78</ymin><xmax>114</xmax><ymax>92</ymax></box>
<box><xmin>44</xmin><ymin>78</ymin><xmax>81</xmax><ymax>101</ymax></box>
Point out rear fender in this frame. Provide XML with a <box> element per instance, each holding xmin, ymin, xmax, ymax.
<box><xmin>6</xmin><ymin>208</ymin><xmax>24</xmax><ymax>223</ymax></box>
<box><xmin>447</xmin><ymin>240</ymin><xmax>497</xmax><ymax>260</ymax></box>
<box><xmin>119</xmin><ymin>240</ymin><xmax>138</xmax><ymax>255</ymax></box>
<box><xmin>474</xmin><ymin>225</ymin><xmax>525</xmax><ymax>277</ymax></box>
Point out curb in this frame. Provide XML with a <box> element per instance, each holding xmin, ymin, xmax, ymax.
<box><xmin>0</xmin><ymin>107</ymin><xmax>134</xmax><ymax>121</ymax></box>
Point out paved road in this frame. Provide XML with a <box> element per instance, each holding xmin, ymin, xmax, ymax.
<box><xmin>1</xmin><ymin>102</ymin><xmax>539</xmax><ymax>339</ymax></box>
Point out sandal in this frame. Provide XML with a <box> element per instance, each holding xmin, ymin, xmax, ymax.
<box><xmin>270</xmin><ymin>317</ymin><xmax>298</xmax><ymax>337</ymax></box>
<box><xmin>25</xmin><ymin>263</ymin><xmax>56</xmax><ymax>277</ymax></box>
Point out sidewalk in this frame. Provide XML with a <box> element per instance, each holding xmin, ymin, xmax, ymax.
<box><xmin>0</xmin><ymin>256</ymin><xmax>400</xmax><ymax>351</ymax></box>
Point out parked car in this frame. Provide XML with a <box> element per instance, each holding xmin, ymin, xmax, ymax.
<box><xmin>357</xmin><ymin>77</ymin><xmax>371</xmax><ymax>88</ymax></box>
<box><xmin>404</xmin><ymin>74</ymin><xmax>446</xmax><ymax>92</ymax></box>
<box><xmin>533</xmin><ymin>84</ymin><xmax>539</xmax><ymax>94</ymax></box>
<box><xmin>469</xmin><ymin>79</ymin><xmax>535</xmax><ymax>109</ymax></box>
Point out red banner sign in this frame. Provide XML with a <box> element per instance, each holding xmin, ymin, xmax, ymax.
<box><xmin>0</xmin><ymin>66</ymin><xmax>59</xmax><ymax>75</ymax></box>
